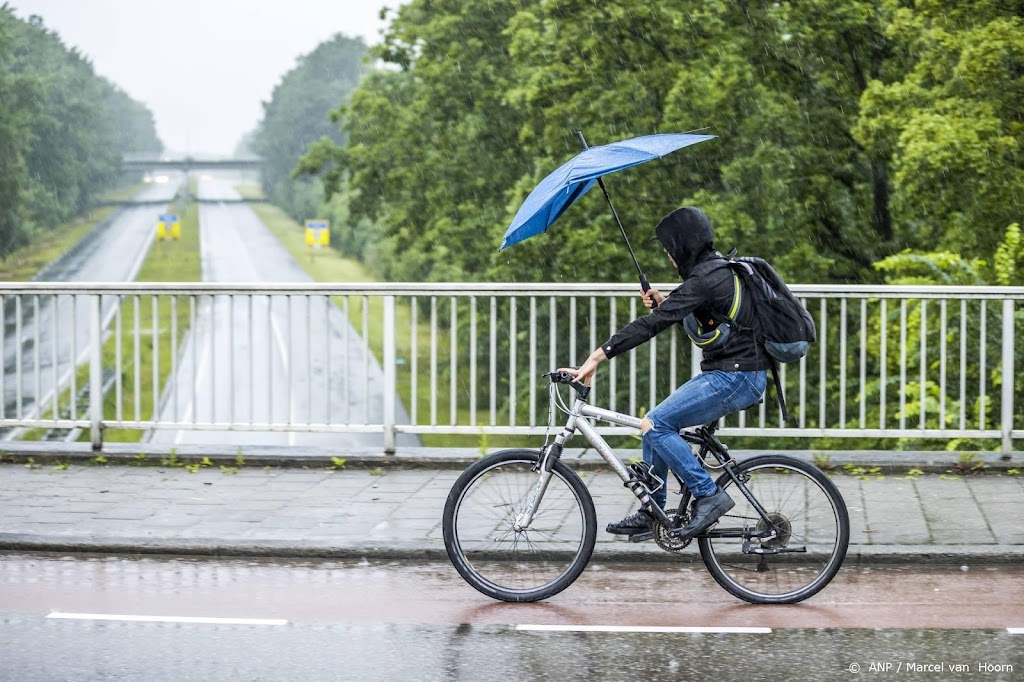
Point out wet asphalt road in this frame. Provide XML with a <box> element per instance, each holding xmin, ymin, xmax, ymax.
<box><xmin>0</xmin><ymin>554</ymin><xmax>1020</xmax><ymax>681</ymax></box>
<box><xmin>148</xmin><ymin>176</ymin><xmax>416</xmax><ymax>448</ymax></box>
<box><xmin>1</xmin><ymin>178</ymin><xmax>184</xmax><ymax>427</ymax></box>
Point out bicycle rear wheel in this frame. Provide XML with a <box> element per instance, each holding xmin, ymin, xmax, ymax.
<box><xmin>698</xmin><ymin>455</ymin><xmax>849</xmax><ymax>604</ymax></box>
<box><xmin>442</xmin><ymin>449</ymin><xmax>597</xmax><ymax>602</ymax></box>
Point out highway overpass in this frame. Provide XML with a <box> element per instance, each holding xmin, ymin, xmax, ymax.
<box><xmin>122</xmin><ymin>157</ymin><xmax>263</xmax><ymax>173</ymax></box>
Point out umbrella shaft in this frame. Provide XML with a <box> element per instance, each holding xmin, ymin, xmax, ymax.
<box><xmin>578</xmin><ymin>131</ymin><xmax>649</xmax><ymax>292</ymax></box>
<box><xmin>596</xmin><ymin>175</ymin><xmax>646</xmax><ymax>283</ymax></box>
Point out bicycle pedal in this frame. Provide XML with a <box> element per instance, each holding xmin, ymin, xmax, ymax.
<box><xmin>628</xmin><ymin>531</ymin><xmax>654</xmax><ymax>543</ymax></box>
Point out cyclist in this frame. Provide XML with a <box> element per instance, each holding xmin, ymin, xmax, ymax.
<box><xmin>563</xmin><ymin>206</ymin><xmax>769</xmax><ymax>539</ymax></box>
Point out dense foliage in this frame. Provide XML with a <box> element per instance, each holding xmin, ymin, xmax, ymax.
<box><xmin>280</xmin><ymin>1</ymin><xmax>1024</xmax><ymax>450</ymax></box>
<box><xmin>249</xmin><ymin>34</ymin><xmax>368</xmax><ymax>229</ymax></box>
<box><xmin>0</xmin><ymin>7</ymin><xmax>161</xmax><ymax>257</ymax></box>
<box><xmin>293</xmin><ymin>0</ymin><xmax>1021</xmax><ymax>288</ymax></box>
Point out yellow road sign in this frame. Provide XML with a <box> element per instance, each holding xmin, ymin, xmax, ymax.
<box><xmin>305</xmin><ymin>219</ymin><xmax>329</xmax><ymax>247</ymax></box>
<box><xmin>157</xmin><ymin>213</ymin><xmax>180</xmax><ymax>240</ymax></box>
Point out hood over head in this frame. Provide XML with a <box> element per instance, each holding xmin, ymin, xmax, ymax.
<box><xmin>654</xmin><ymin>206</ymin><xmax>717</xmax><ymax>279</ymax></box>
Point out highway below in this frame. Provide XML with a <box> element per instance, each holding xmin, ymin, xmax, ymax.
<box><xmin>149</xmin><ymin>176</ymin><xmax>416</xmax><ymax>448</ymax></box>
<box><xmin>1</xmin><ymin>177</ymin><xmax>184</xmax><ymax>429</ymax></box>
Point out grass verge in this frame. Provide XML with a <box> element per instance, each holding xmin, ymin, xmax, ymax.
<box><xmin>0</xmin><ymin>184</ymin><xmax>145</xmax><ymax>282</ymax></box>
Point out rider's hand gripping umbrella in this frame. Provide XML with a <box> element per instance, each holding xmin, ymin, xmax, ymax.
<box><xmin>500</xmin><ymin>131</ymin><xmax>715</xmax><ymax>293</ymax></box>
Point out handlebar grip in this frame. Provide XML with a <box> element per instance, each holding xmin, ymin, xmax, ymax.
<box><xmin>544</xmin><ymin>369</ymin><xmax>591</xmax><ymax>397</ymax></box>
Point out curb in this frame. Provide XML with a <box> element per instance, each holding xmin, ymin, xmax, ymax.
<box><xmin>0</xmin><ymin>451</ymin><xmax>469</xmax><ymax>470</ymax></box>
<box><xmin>1</xmin><ymin>535</ymin><xmax>1021</xmax><ymax>565</ymax></box>
<box><xmin>0</xmin><ymin>444</ymin><xmax>1020</xmax><ymax>474</ymax></box>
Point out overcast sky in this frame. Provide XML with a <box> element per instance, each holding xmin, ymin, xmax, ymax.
<box><xmin>9</xmin><ymin>0</ymin><xmax>398</xmax><ymax>155</ymax></box>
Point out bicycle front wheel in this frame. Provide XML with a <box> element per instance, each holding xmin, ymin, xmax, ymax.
<box><xmin>698</xmin><ymin>455</ymin><xmax>850</xmax><ymax>604</ymax></box>
<box><xmin>442</xmin><ymin>449</ymin><xmax>597</xmax><ymax>602</ymax></box>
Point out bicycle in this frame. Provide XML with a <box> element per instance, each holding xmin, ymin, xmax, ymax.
<box><xmin>442</xmin><ymin>370</ymin><xmax>850</xmax><ymax>604</ymax></box>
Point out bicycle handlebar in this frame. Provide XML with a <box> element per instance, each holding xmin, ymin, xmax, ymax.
<box><xmin>544</xmin><ymin>369</ymin><xmax>591</xmax><ymax>399</ymax></box>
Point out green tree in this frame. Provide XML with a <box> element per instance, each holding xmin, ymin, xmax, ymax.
<box><xmin>103</xmin><ymin>82</ymin><xmax>163</xmax><ymax>155</ymax></box>
<box><xmin>299</xmin><ymin>0</ymin><xmax>532</xmax><ymax>281</ymax></box>
<box><xmin>502</xmin><ymin>0</ymin><xmax>920</xmax><ymax>284</ymax></box>
<box><xmin>251</xmin><ymin>34</ymin><xmax>368</xmax><ymax>222</ymax></box>
<box><xmin>0</xmin><ymin>7</ymin><xmax>162</xmax><ymax>257</ymax></box>
<box><xmin>0</xmin><ymin>7</ymin><xmax>33</xmax><ymax>253</ymax></box>
<box><xmin>855</xmin><ymin>0</ymin><xmax>1023</xmax><ymax>260</ymax></box>
<box><xmin>309</xmin><ymin>0</ymin><xmax>1020</xmax><ymax>288</ymax></box>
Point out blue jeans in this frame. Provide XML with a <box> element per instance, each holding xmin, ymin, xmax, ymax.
<box><xmin>642</xmin><ymin>370</ymin><xmax>767</xmax><ymax>503</ymax></box>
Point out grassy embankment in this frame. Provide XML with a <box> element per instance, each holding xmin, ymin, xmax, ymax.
<box><xmin>0</xmin><ymin>184</ymin><xmax>144</xmax><ymax>282</ymax></box>
<box><xmin>241</xmin><ymin>188</ymin><xmax>527</xmax><ymax>449</ymax></box>
<box><xmin>19</xmin><ymin>186</ymin><xmax>201</xmax><ymax>443</ymax></box>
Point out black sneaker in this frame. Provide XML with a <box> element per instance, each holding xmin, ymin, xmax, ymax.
<box><xmin>673</xmin><ymin>486</ymin><xmax>735</xmax><ymax>539</ymax></box>
<box><xmin>606</xmin><ymin>509</ymin><xmax>654</xmax><ymax>535</ymax></box>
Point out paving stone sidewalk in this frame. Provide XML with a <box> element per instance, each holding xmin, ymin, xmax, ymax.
<box><xmin>0</xmin><ymin>457</ymin><xmax>1021</xmax><ymax>563</ymax></box>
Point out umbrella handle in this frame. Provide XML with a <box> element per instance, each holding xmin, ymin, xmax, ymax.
<box><xmin>640</xmin><ymin>274</ymin><xmax>659</xmax><ymax>309</ymax></box>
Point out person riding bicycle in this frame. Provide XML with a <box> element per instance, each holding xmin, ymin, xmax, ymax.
<box><xmin>564</xmin><ymin>206</ymin><xmax>770</xmax><ymax>540</ymax></box>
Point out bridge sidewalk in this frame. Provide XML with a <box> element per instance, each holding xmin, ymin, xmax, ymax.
<box><xmin>0</xmin><ymin>444</ymin><xmax>1021</xmax><ymax>563</ymax></box>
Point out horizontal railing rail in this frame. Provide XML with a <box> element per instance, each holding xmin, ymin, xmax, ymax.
<box><xmin>1</xmin><ymin>283</ymin><xmax>1020</xmax><ymax>456</ymax></box>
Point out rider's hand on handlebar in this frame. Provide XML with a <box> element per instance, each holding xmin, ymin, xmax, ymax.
<box><xmin>559</xmin><ymin>348</ymin><xmax>608</xmax><ymax>386</ymax></box>
<box><xmin>642</xmin><ymin>288</ymin><xmax>665</xmax><ymax>309</ymax></box>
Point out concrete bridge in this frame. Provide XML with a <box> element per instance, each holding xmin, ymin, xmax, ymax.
<box><xmin>121</xmin><ymin>156</ymin><xmax>263</xmax><ymax>173</ymax></box>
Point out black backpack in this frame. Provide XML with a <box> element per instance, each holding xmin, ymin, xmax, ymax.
<box><xmin>684</xmin><ymin>253</ymin><xmax>815</xmax><ymax>422</ymax></box>
<box><xmin>728</xmin><ymin>256</ymin><xmax>816</xmax><ymax>363</ymax></box>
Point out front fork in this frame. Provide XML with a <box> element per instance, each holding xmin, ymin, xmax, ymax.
<box><xmin>513</xmin><ymin>469</ymin><xmax>554</xmax><ymax>531</ymax></box>
<box><xmin>517</xmin><ymin>467</ymin><xmax>669</xmax><ymax>533</ymax></box>
<box><xmin>513</xmin><ymin>417</ymin><xmax>577</xmax><ymax>530</ymax></box>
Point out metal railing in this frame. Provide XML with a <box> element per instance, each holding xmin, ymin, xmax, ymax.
<box><xmin>1</xmin><ymin>282</ymin><xmax>1020</xmax><ymax>455</ymax></box>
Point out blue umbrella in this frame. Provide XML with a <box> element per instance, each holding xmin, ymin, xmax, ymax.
<box><xmin>500</xmin><ymin>131</ymin><xmax>715</xmax><ymax>292</ymax></box>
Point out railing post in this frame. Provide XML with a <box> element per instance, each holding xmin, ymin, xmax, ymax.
<box><xmin>1001</xmin><ymin>299</ymin><xmax>1014</xmax><ymax>460</ymax></box>
<box><xmin>383</xmin><ymin>295</ymin><xmax>396</xmax><ymax>455</ymax></box>
<box><xmin>90</xmin><ymin>295</ymin><xmax>103</xmax><ymax>450</ymax></box>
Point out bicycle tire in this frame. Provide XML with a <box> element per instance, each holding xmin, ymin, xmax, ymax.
<box><xmin>443</xmin><ymin>449</ymin><xmax>597</xmax><ymax>602</ymax></box>
<box><xmin>698</xmin><ymin>454</ymin><xmax>850</xmax><ymax>604</ymax></box>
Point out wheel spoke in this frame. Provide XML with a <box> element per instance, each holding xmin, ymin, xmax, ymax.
<box><xmin>699</xmin><ymin>456</ymin><xmax>849</xmax><ymax>604</ymax></box>
<box><xmin>444</xmin><ymin>453</ymin><xmax>595</xmax><ymax>602</ymax></box>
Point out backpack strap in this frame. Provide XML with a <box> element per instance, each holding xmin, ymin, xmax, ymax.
<box><xmin>770</xmin><ymin>359</ymin><xmax>789</xmax><ymax>424</ymax></box>
<box><xmin>729</xmin><ymin>257</ymin><xmax>789</xmax><ymax>422</ymax></box>
<box><xmin>697</xmin><ymin>255</ymin><xmax>788</xmax><ymax>421</ymax></box>
<box><xmin>689</xmin><ymin>258</ymin><xmax>743</xmax><ymax>322</ymax></box>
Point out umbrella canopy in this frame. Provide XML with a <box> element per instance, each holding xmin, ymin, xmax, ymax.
<box><xmin>499</xmin><ymin>132</ymin><xmax>715</xmax><ymax>251</ymax></box>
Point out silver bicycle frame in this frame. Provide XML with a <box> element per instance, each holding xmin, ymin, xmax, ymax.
<box><xmin>514</xmin><ymin>395</ymin><xmax>643</xmax><ymax>529</ymax></box>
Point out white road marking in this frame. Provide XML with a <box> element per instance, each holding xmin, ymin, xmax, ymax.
<box><xmin>1009</xmin><ymin>628</ymin><xmax>1024</xmax><ymax>635</ymax></box>
<box><xmin>47</xmin><ymin>612</ymin><xmax>287</xmax><ymax>626</ymax></box>
<box><xmin>515</xmin><ymin>624</ymin><xmax>771</xmax><ymax>634</ymax></box>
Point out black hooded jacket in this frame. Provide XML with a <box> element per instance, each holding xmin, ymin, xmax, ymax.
<box><xmin>600</xmin><ymin>207</ymin><xmax>770</xmax><ymax>372</ymax></box>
